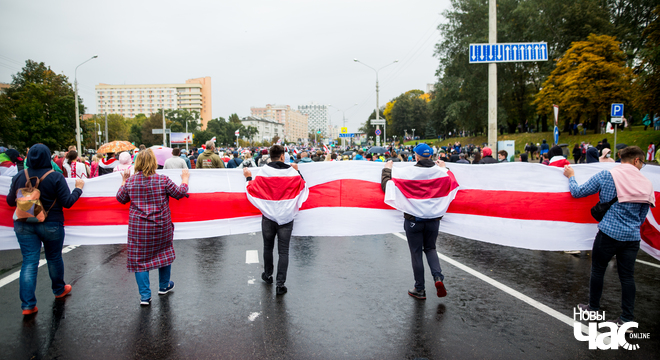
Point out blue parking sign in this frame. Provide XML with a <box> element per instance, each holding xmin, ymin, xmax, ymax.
<box><xmin>611</xmin><ymin>103</ymin><xmax>624</xmax><ymax>117</ymax></box>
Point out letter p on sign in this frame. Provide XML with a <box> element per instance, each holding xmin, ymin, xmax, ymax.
<box><xmin>611</xmin><ymin>104</ymin><xmax>624</xmax><ymax>117</ymax></box>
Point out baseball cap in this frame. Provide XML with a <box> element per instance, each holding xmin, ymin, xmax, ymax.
<box><xmin>413</xmin><ymin>144</ymin><xmax>433</xmax><ymax>157</ymax></box>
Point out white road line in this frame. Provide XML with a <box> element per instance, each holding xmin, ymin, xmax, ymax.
<box><xmin>636</xmin><ymin>259</ymin><xmax>660</xmax><ymax>269</ymax></box>
<box><xmin>246</xmin><ymin>250</ymin><xmax>259</xmax><ymax>264</ymax></box>
<box><xmin>0</xmin><ymin>245</ymin><xmax>80</xmax><ymax>289</ymax></box>
<box><xmin>391</xmin><ymin>232</ymin><xmax>592</xmax><ymax>335</ymax></box>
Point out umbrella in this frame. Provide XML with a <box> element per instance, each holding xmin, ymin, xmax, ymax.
<box><xmin>149</xmin><ymin>146</ymin><xmax>174</xmax><ymax>166</ymax></box>
<box><xmin>616</xmin><ymin>143</ymin><xmax>627</xmax><ymax>150</ymax></box>
<box><xmin>401</xmin><ymin>150</ymin><xmax>411</xmax><ymax>155</ymax></box>
<box><xmin>368</xmin><ymin>146</ymin><xmax>387</xmax><ymax>154</ymax></box>
<box><xmin>342</xmin><ymin>151</ymin><xmax>355</xmax><ymax>156</ymax></box>
<box><xmin>97</xmin><ymin>141</ymin><xmax>136</xmax><ymax>154</ymax></box>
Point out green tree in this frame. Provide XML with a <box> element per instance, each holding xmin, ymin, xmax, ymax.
<box><xmin>534</xmin><ymin>34</ymin><xmax>635</xmax><ymax>132</ymax></box>
<box><xmin>128</xmin><ymin>114</ymin><xmax>147</xmax><ymax>146</ymax></box>
<box><xmin>0</xmin><ymin>60</ymin><xmax>82</xmax><ymax>150</ymax></box>
<box><xmin>359</xmin><ymin>109</ymin><xmax>385</xmax><ymax>135</ymax></box>
<box><xmin>141</xmin><ymin>112</ymin><xmax>171</xmax><ymax>147</ymax></box>
<box><xmin>634</xmin><ymin>6</ymin><xmax>660</xmax><ymax>115</ymax></box>
<box><xmin>228</xmin><ymin>113</ymin><xmax>241</xmax><ymax>124</ymax></box>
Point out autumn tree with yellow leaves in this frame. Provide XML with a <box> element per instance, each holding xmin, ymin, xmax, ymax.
<box><xmin>534</xmin><ymin>34</ymin><xmax>635</xmax><ymax>133</ymax></box>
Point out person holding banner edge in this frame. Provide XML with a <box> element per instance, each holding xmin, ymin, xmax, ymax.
<box><xmin>381</xmin><ymin>143</ymin><xmax>459</xmax><ymax>300</ymax></box>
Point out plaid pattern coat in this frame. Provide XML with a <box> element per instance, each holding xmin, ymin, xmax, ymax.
<box><xmin>116</xmin><ymin>172</ymin><xmax>189</xmax><ymax>272</ymax></box>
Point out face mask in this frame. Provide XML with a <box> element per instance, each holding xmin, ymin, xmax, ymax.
<box><xmin>606</xmin><ymin>153</ymin><xmax>611</xmax><ymax>158</ymax></box>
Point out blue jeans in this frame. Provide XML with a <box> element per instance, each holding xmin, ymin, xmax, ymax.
<box><xmin>14</xmin><ymin>221</ymin><xmax>66</xmax><ymax>310</ymax></box>
<box><xmin>404</xmin><ymin>219</ymin><xmax>444</xmax><ymax>291</ymax></box>
<box><xmin>589</xmin><ymin>231</ymin><xmax>639</xmax><ymax>322</ymax></box>
<box><xmin>134</xmin><ymin>265</ymin><xmax>171</xmax><ymax>300</ymax></box>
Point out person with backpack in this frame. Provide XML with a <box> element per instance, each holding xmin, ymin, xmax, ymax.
<box><xmin>226</xmin><ymin>151</ymin><xmax>243</xmax><ymax>168</ymax></box>
<box><xmin>6</xmin><ymin>144</ymin><xmax>85</xmax><ymax>316</ymax></box>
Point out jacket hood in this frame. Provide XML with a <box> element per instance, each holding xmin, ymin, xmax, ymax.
<box><xmin>26</xmin><ymin>144</ymin><xmax>52</xmax><ymax>169</ymax></box>
<box><xmin>549</xmin><ymin>146</ymin><xmax>563</xmax><ymax>158</ymax></box>
<box><xmin>203</xmin><ymin>149</ymin><xmax>215</xmax><ymax>155</ymax></box>
<box><xmin>586</xmin><ymin>147</ymin><xmax>600</xmax><ymax>163</ymax></box>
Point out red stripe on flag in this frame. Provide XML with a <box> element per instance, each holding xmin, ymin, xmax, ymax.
<box><xmin>247</xmin><ymin>176</ymin><xmax>306</xmax><ymax>201</ymax></box>
<box><xmin>391</xmin><ymin>172</ymin><xmax>459</xmax><ymax>200</ymax></box>
<box><xmin>641</xmin><ymin>220</ymin><xmax>660</xmax><ymax>251</ymax></box>
<box><xmin>448</xmin><ymin>189</ymin><xmax>599</xmax><ymax>224</ymax></box>
<box><xmin>3</xmin><ymin>184</ymin><xmax>655</xmax><ymax>228</ymax></box>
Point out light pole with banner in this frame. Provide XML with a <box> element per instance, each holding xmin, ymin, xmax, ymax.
<box><xmin>354</xmin><ymin>59</ymin><xmax>398</xmax><ymax>146</ymax></box>
<box><xmin>74</xmin><ymin>55</ymin><xmax>98</xmax><ymax>155</ymax></box>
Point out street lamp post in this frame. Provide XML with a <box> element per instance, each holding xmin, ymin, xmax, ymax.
<box><xmin>104</xmin><ymin>101</ymin><xmax>108</xmax><ymax>144</ymax></box>
<box><xmin>354</xmin><ymin>58</ymin><xmax>398</xmax><ymax>147</ymax></box>
<box><xmin>74</xmin><ymin>55</ymin><xmax>98</xmax><ymax>155</ymax></box>
<box><xmin>412</xmin><ymin>129</ymin><xmax>416</xmax><ymax>142</ymax></box>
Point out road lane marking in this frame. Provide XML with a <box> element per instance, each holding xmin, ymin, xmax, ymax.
<box><xmin>636</xmin><ymin>259</ymin><xmax>660</xmax><ymax>269</ymax></box>
<box><xmin>248</xmin><ymin>312</ymin><xmax>261</xmax><ymax>321</ymax></box>
<box><xmin>391</xmin><ymin>233</ymin><xmax>594</xmax><ymax>337</ymax></box>
<box><xmin>246</xmin><ymin>250</ymin><xmax>259</xmax><ymax>264</ymax></box>
<box><xmin>0</xmin><ymin>245</ymin><xmax>80</xmax><ymax>289</ymax></box>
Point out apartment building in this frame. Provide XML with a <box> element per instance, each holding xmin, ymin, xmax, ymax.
<box><xmin>250</xmin><ymin>104</ymin><xmax>309</xmax><ymax>143</ymax></box>
<box><xmin>298</xmin><ymin>102</ymin><xmax>328</xmax><ymax>137</ymax></box>
<box><xmin>241</xmin><ymin>116</ymin><xmax>285</xmax><ymax>143</ymax></box>
<box><xmin>95</xmin><ymin>76</ymin><xmax>212</xmax><ymax>129</ymax></box>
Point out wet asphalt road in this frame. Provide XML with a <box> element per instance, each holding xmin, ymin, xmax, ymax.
<box><xmin>0</xmin><ymin>230</ymin><xmax>659</xmax><ymax>360</ymax></box>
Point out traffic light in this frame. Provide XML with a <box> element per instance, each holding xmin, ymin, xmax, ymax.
<box><xmin>317</xmin><ymin>129</ymin><xmax>321</xmax><ymax>134</ymax></box>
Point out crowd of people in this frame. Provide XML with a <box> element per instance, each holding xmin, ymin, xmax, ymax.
<box><xmin>1</xmin><ymin>138</ymin><xmax>656</xmax><ymax>333</ymax></box>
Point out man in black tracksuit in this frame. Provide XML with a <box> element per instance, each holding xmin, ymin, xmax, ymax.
<box><xmin>381</xmin><ymin>143</ymin><xmax>447</xmax><ymax>300</ymax></box>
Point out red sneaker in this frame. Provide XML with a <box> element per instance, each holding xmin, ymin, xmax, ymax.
<box><xmin>55</xmin><ymin>284</ymin><xmax>72</xmax><ymax>299</ymax></box>
<box><xmin>22</xmin><ymin>307</ymin><xmax>38</xmax><ymax>315</ymax></box>
<box><xmin>435</xmin><ymin>280</ymin><xmax>447</xmax><ymax>298</ymax></box>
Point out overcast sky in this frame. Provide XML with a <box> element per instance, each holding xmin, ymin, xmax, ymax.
<box><xmin>0</xmin><ymin>0</ymin><xmax>452</xmax><ymax>133</ymax></box>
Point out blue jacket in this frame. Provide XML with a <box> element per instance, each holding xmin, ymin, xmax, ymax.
<box><xmin>7</xmin><ymin>144</ymin><xmax>82</xmax><ymax>223</ymax></box>
<box><xmin>180</xmin><ymin>154</ymin><xmax>191</xmax><ymax>169</ymax></box>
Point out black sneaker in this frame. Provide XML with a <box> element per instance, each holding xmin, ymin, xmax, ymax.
<box><xmin>261</xmin><ymin>272</ymin><xmax>273</xmax><ymax>285</ymax></box>
<box><xmin>158</xmin><ymin>281</ymin><xmax>175</xmax><ymax>295</ymax></box>
<box><xmin>276</xmin><ymin>285</ymin><xmax>287</xmax><ymax>295</ymax></box>
<box><xmin>434</xmin><ymin>277</ymin><xmax>447</xmax><ymax>298</ymax></box>
<box><xmin>140</xmin><ymin>298</ymin><xmax>152</xmax><ymax>306</ymax></box>
<box><xmin>408</xmin><ymin>288</ymin><xmax>426</xmax><ymax>300</ymax></box>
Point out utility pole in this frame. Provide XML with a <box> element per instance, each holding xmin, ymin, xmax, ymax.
<box><xmin>162</xmin><ymin>107</ymin><xmax>166</xmax><ymax>146</ymax></box>
<box><xmin>104</xmin><ymin>101</ymin><xmax>108</xmax><ymax>144</ymax></box>
<box><xmin>488</xmin><ymin>0</ymin><xmax>497</xmax><ymax>149</ymax></box>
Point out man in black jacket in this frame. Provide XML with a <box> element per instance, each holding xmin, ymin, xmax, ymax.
<box><xmin>381</xmin><ymin>144</ymin><xmax>449</xmax><ymax>300</ymax></box>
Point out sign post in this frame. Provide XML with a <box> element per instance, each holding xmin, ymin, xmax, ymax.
<box><xmin>470</xmin><ymin>0</ymin><xmax>548</xmax><ymax>152</ymax></box>
<box><xmin>611</xmin><ymin>103</ymin><xmax>624</xmax><ymax>160</ymax></box>
<box><xmin>553</xmin><ymin>104</ymin><xmax>559</xmax><ymax>145</ymax></box>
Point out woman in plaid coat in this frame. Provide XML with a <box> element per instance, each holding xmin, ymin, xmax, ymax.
<box><xmin>116</xmin><ymin>149</ymin><xmax>189</xmax><ymax>305</ymax></box>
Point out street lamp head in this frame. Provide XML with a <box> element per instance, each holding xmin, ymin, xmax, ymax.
<box><xmin>353</xmin><ymin>58</ymin><xmax>359</xmax><ymax>62</ymax></box>
<box><xmin>394</xmin><ymin>59</ymin><xmax>399</xmax><ymax>63</ymax></box>
<box><xmin>92</xmin><ymin>55</ymin><xmax>98</xmax><ymax>59</ymax></box>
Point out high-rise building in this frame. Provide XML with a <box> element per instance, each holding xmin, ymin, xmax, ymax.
<box><xmin>250</xmin><ymin>104</ymin><xmax>309</xmax><ymax>143</ymax></box>
<box><xmin>95</xmin><ymin>76</ymin><xmax>212</xmax><ymax>129</ymax></box>
<box><xmin>298</xmin><ymin>102</ymin><xmax>328</xmax><ymax>137</ymax></box>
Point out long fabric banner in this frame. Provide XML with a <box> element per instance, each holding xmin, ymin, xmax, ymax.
<box><xmin>1</xmin><ymin>162</ymin><xmax>659</xmax><ymax>260</ymax></box>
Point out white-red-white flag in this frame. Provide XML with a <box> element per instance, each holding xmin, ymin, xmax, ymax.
<box><xmin>235</xmin><ymin>130</ymin><xmax>240</xmax><ymax>136</ymax></box>
<box><xmin>323</xmin><ymin>144</ymin><xmax>329</xmax><ymax>153</ymax></box>
<box><xmin>246</xmin><ymin>165</ymin><xmax>309</xmax><ymax>225</ymax></box>
<box><xmin>384</xmin><ymin>165</ymin><xmax>460</xmax><ymax>219</ymax></box>
<box><xmin>211</xmin><ymin>136</ymin><xmax>216</xmax><ymax>143</ymax></box>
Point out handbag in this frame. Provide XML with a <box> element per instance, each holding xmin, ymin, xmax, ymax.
<box><xmin>591</xmin><ymin>196</ymin><xmax>618</xmax><ymax>222</ymax></box>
